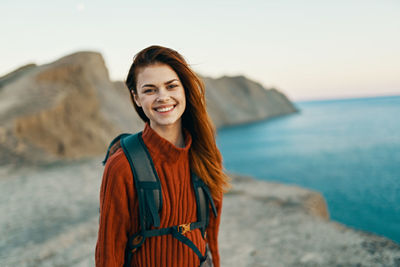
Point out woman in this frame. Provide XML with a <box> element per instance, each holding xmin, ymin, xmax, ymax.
<box><xmin>95</xmin><ymin>45</ymin><xmax>230</xmax><ymax>267</ymax></box>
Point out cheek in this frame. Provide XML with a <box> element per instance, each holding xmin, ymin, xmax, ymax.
<box><xmin>140</xmin><ymin>97</ymin><xmax>154</xmax><ymax>108</ymax></box>
<box><xmin>180</xmin><ymin>92</ymin><xmax>186</xmax><ymax>109</ymax></box>
<box><xmin>178</xmin><ymin>89</ymin><xmax>186</xmax><ymax>103</ymax></box>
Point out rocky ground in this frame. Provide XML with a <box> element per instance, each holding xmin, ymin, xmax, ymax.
<box><xmin>1</xmin><ymin>160</ymin><xmax>399</xmax><ymax>267</ymax></box>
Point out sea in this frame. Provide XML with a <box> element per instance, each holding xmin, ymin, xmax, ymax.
<box><xmin>216</xmin><ymin>95</ymin><xmax>400</xmax><ymax>244</ymax></box>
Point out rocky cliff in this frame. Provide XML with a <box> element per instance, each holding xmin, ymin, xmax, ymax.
<box><xmin>0</xmin><ymin>52</ymin><xmax>121</xmax><ymax>165</ymax></box>
<box><xmin>0</xmin><ymin>51</ymin><xmax>297</xmax><ymax>166</ymax></box>
<box><xmin>202</xmin><ymin>75</ymin><xmax>297</xmax><ymax>128</ymax></box>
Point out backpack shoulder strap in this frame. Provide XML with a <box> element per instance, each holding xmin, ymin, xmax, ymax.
<box><xmin>120</xmin><ymin>132</ymin><xmax>162</xmax><ymax>230</ymax></box>
<box><xmin>191</xmin><ymin>172</ymin><xmax>218</xmax><ymax>238</ymax></box>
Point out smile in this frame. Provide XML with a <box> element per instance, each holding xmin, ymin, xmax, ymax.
<box><xmin>154</xmin><ymin>105</ymin><xmax>176</xmax><ymax>113</ymax></box>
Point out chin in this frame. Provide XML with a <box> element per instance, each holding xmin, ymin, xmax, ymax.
<box><xmin>152</xmin><ymin>119</ymin><xmax>180</xmax><ymax>127</ymax></box>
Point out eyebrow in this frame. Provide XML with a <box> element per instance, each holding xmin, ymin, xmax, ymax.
<box><xmin>141</xmin><ymin>79</ymin><xmax>179</xmax><ymax>88</ymax></box>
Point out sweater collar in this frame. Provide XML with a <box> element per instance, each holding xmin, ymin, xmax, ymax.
<box><xmin>141</xmin><ymin>122</ymin><xmax>192</xmax><ymax>162</ymax></box>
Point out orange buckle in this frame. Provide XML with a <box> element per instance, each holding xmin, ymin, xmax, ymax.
<box><xmin>178</xmin><ymin>223</ymin><xmax>191</xmax><ymax>235</ymax></box>
<box><xmin>132</xmin><ymin>235</ymin><xmax>143</xmax><ymax>245</ymax></box>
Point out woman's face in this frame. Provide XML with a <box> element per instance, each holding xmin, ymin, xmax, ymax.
<box><xmin>134</xmin><ymin>63</ymin><xmax>186</xmax><ymax>133</ymax></box>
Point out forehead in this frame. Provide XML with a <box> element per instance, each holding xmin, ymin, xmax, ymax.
<box><xmin>136</xmin><ymin>63</ymin><xmax>179</xmax><ymax>86</ymax></box>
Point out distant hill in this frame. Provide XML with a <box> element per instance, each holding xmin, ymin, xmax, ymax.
<box><xmin>0</xmin><ymin>51</ymin><xmax>297</xmax><ymax>166</ymax></box>
<box><xmin>202</xmin><ymin>75</ymin><xmax>297</xmax><ymax>127</ymax></box>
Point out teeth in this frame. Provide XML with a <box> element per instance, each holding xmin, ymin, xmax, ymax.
<box><xmin>156</xmin><ymin>106</ymin><xmax>174</xmax><ymax>112</ymax></box>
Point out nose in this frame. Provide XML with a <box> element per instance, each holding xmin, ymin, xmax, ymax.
<box><xmin>156</xmin><ymin>87</ymin><xmax>171</xmax><ymax>102</ymax></box>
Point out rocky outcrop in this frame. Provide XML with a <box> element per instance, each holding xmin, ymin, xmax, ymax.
<box><xmin>0</xmin><ymin>52</ymin><xmax>141</xmax><ymax>165</ymax></box>
<box><xmin>0</xmin><ymin>63</ymin><xmax>37</xmax><ymax>89</ymax></box>
<box><xmin>202</xmin><ymin>75</ymin><xmax>297</xmax><ymax>128</ymax></box>
<box><xmin>220</xmin><ymin>174</ymin><xmax>400</xmax><ymax>266</ymax></box>
<box><xmin>227</xmin><ymin>173</ymin><xmax>330</xmax><ymax>220</ymax></box>
<box><xmin>0</xmin><ymin>161</ymin><xmax>398</xmax><ymax>266</ymax></box>
<box><xmin>0</xmin><ymin>51</ymin><xmax>297</xmax><ymax>166</ymax></box>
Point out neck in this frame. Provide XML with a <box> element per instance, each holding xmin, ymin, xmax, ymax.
<box><xmin>149</xmin><ymin>122</ymin><xmax>185</xmax><ymax>148</ymax></box>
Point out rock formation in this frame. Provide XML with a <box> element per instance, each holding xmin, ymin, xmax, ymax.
<box><xmin>202</xmin><ymin>75</ymin><xmax>297</xmax><ymax>128</ymax></box>
<box><xmin>0</xmin><ymin>52</ymin><xmax>123</xmax><ymax>165</ymax></box>
<box><xmin>0</xmin><ymin>51</ymin><xmax>297</xmax><ymax>166</ymax></box>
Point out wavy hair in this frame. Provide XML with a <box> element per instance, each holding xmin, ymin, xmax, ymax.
<box><xmin>125</xmin><ymin>45</ymin><xmax>230</xmax><ymax>200</ymax></box>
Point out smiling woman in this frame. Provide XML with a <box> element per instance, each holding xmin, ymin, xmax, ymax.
<box><xmin>95</xmin><ymin>45</ymin><xmax>230</xmax><ymax>267</ymax></box>
<box><xmin>133</xmin><ymin>63</ymin><xmax>187</xmax><ymax>146</ymax></box>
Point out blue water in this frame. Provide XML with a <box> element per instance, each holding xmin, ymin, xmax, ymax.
<box><xmin>216</xmin><ymin>95</ymin><xmax>400</xmax><ymax>244</ymax></box>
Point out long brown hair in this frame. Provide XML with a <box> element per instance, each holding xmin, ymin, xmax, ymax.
<box><xmin>125</xmin><ymin>45</ymin><xmax>230</xmax><ymax>200</ymax></box>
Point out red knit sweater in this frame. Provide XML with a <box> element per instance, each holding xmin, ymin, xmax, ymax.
<box><xmin>95</xmin><ymin>123</ymin><xmax>223</xmax><ymax>267</ymax></box>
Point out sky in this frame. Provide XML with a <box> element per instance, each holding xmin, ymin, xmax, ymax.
<box><xmin>1</xmin><ymin>0</ymin><xmax>399</xmax><ymax>101</ymax></box>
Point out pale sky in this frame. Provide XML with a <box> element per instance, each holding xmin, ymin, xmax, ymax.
<box><xmin>1</xmin><ymin>0</ymin><xmax>399</xmax><ymax>101</ymax></box>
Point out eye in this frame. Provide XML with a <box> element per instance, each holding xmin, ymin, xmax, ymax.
<box><xmin>168</xmin><ymin>84</ymin><xmax>178</xmax><ymax>89</ymax></box>
<box><xmin>143</xmin><ymin>88</ymin><xmax>155</xmax><ymax>94</ymax></box>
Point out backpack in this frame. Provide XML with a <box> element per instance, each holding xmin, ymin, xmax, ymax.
<box><xmin>102</xmin><ymin>132</ymin><xmax>217</xmax><ymax>267</ymax></box>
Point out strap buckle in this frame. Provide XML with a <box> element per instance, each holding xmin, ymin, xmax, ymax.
<box><xmin>178</xmin><ymin>223</ymin><xmax>191</xmax><ymax>235</ymax></box>
<box><xmin>132</xmin><ymin>235</ymin><xmax>143</xmax><ymax>246</ymax></box>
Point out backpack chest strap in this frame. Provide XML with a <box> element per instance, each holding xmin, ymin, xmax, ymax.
<box><xmin>142</xmin><ymin>221</ymin><xmax>207</xmax><ymax>238</ymax></box>
<box><xmin>137</xmin><ymin>221</ymin><xmax>208</xmax><ymax>263</ymax></box>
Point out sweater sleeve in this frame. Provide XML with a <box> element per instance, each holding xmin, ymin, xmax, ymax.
<box><xmin>206</xmin><ymin>192</ymin><xmax>223</xmax><ymax>267</ymax></box>
<box><xmin>95</xmin><ymin>150</ymin><xmax>133</xmax><ymax>267</ymax></box>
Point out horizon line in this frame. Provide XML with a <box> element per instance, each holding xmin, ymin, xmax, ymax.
<box><xmin>293</xmin><ymin>92</ymin><xmax>400</xmax><ymax>103</ymax></box>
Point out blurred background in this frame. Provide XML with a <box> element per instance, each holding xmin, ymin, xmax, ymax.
<box><xmin>2</xmin><ymin>0</ymin><xmax>399</xmax><ymax>100</ymax></box>
<box><xmin>1</xmin><ymin>0</ymin><xmax>399</xmax><ymax>266</ymax></box>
